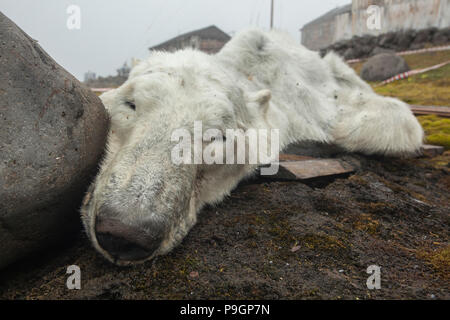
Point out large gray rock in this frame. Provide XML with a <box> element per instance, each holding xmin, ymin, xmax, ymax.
<box><xmin>432</xmin><ymin>29</ymin><xmax>449</xmax><ymax>45</ymax></box>
<box><xmin>395</xmin><ymin>30</ymin><xmax>416</xmax><ymax>50</ymax></box>
<box><xmin>370</xmin><ymin>46</ymin><xmax>395</xmax><ymax>57</ymax></box>
<box><xmin>412</xmin><ymin>29</ymin><xmax>434</xmax><ymax>45</ymax></box>
<box><xmin>0</xmin><ymin>12</ymin><xmax>109</xmax><ymax>269</ymax></box>
<box><xmin>360</xmin><ymin>53</ymin><xmax>410</xmax><ymax>82</ymax></box>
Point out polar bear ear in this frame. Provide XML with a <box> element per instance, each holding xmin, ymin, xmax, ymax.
<box><xmin>246</xmin><ymin>89</ymin><xmax>272</xmax><ymax>117</ymax></box>
<box><xmin>253</xmin><ymin>89</ymin><xmax>272</xmax><ymax>105</ymax></box>
<box><xmin>247</xmin><ymin>89</ymin><xmax>271</xmax><ymax>105</ymax></box>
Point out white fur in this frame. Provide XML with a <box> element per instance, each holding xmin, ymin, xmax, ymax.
<box><xmin>81</xmin><ymin>29</ymin><xmax>424</xmax><ymax>265</ymax></box>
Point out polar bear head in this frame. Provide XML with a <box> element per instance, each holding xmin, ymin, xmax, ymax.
<box><xmin>81</xmin><ymin>49</ymin><xmax>277</xmax><ymax>265</ymax></box>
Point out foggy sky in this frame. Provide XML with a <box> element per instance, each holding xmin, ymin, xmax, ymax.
<box><xmin>0</xmin><ymin>0</ymin><xmax>350</xmax><ymax>80</ymax></box>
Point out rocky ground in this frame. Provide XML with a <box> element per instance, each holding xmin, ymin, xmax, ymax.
<box><xmin>0</xmin><ymin>151</ymin><xmax>448</xmax><ymax>300</ymax></box>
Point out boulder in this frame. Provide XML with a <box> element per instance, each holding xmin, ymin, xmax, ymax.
<box><xmin>322</xmin><ymin>28</ymin><xmax>449</xmax><ymax>62</ymax></box>
<box><xmin>360</xmin><ymin>53</ymin><xmax>410</xmax><ymax>82</ymax></box>
<box><xmin>441</xmin><ymin>27</ymin><xmax>450</xmax><ymax>42</ymax></box>
<box><xmin>360</xmin><ymin>35</ymin><xmax>376</xmax><ymax>46</ymax></box>
<box><xmin>395</xmin><ymin>31</ymin><xmax>415</xmax><ymax>50</ymax></box>
<box><xmin>359</xmin><ymin>45</ymin><xmax>373</xmax><ymax>57</ymax></box>
<box><xmin>432</xmin><ymin>29</ymin><xmax>448</xmax><ymax>45</ymax></box>
<box><xmin>378</xmin><ymin>32</ymin><xmax>396</xmax><ymax>48</ymax></box>
<box><xmin>332</xmin><ymin>40</ymin><xmax>348</xmax><ymax>52</ymax></box>
<box><xmin>343</xmin><ymin>47</ymin><xmax>360</xmax><ymax>60</ymax></box>
<box><xmin>412</xmin><ymin>29</ymin><xmax>434</xmax><ymax>45</ymax></box>
<box><xmin>370</xmin><ymin>46</ymin><xmax>395</xmax><ymax>57</ymax></box>
<box><xmin>0</xmin><ymin>12</ymin><xmax>109</xmax><ymax>269</ymax></box>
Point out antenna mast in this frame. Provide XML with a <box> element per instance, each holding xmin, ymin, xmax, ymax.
<box><xmin>270</xmin><ymin>0</ymin><xmax>274</xmax><ymax>29</ymax></box>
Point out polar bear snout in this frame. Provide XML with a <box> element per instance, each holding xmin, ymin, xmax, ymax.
<box><xmin>95</xmin><ymin>214</ymin><xmax>165</xmax><ymax>263</ymax></box>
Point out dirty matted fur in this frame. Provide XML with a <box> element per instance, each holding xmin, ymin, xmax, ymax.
<box><xmin>81</xmin><ymin>29</ymin><xmax>423</xmax><ymax>265</ymax></box>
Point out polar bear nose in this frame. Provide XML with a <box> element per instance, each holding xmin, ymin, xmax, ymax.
<box><xmin>95</xmin><ymin>217</ymin><xmax>163</xmax><ymax>262</ymax></box>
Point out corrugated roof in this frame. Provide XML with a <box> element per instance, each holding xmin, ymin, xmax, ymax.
<box><xmin>149</xmin><ymin>25</ymin><xmax>230</xmax><ymax>51</ymax></box>
<box><xmin>301</xmin><ymin>4</ymin><xmax>352</xmax><ymax>30</ymax></box>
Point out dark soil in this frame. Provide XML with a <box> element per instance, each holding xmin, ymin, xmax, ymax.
<box><xmin>0</xmin><ymin>152</ymin><xmax>449</xmax><ymax>300</ymax></box>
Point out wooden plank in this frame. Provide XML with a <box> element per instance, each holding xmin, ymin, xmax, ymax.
<box><xmin>421</xmin><ymin>144</ymin><xmax>445</xmax><ymax>157</ymax></box>
<box><xmin>263</xmin><ymin>159</ymin><xmax>354</xmax><ymax>181</ymax></box>
<box><xmin>410</xmin><ymin>105</ymin><xmax>450</xmax><ymax>117</ymax></box>
<box><xmin>279</xmin><ymin>154</ymin><xmax>315</xmax><ymax>162</ymax></box>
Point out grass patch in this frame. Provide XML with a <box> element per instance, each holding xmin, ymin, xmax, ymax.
<box><xmin>353</xmin><ymin>215</ymin><xmax>380</xmax><ymax>235</ymax></box>
<box><xmin>373</xmin><ymin>63</ymin><xmax>450</xmax><ymax>106</ymax></box>
<box><xmin>417</xmin><ymin>245</ymin><xmax>450</xmax><ymax>279</ymax></box>
<box><xmin>349</xmin><ymin>50</ymin><xmax>450</xmax><ymax>106</ymax></box>
<box><xmin>350</xmin><ymin>50</ymin><xmax>450</xmax><ymax>76</ymax></box>
<box><xmin>350</xmin><ymin>50</ymin><xmax>450</xmax><ymax>150</ymax></box>
<box><xmin>418</xmin><ymin>115</ymin><xmax>450</xmax><ymax>149</ymax></box>
<box><xmin>402</xmin><ymin>50</ymin><xmax>450</xmax><ymax>70</ymax></box>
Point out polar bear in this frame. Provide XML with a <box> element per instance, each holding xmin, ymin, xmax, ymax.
<box><xmin>81</xmin><ymin>29</ymin><xmax>423</xmax><ymax>265</ymax></box>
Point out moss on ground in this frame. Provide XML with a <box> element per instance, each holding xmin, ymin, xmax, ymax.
<box><xmin>417</xmin><ymin>115</ymin><xmax>450</xmax><ymax>149</ymax></box>
<box><xmin>372</xmin><ymin>62</ymin><xmax>450</xmax><ymax>106</ymax></box>
<box><xmin>350</xmin><ymin>50</ymin><xmax>450</xmax><ymax>81</ymax></box>
<box><xmin>349</xmin><ymin>50</ymin><xmax>450</xmax><ymax>106</ymax></box>
<box><xmin>417</xmin><ymin>246</ymin><xmax>450</xmax><ymax>280</ymax></box>
<box><xmin>299</xmin><ymin>234</ymin><xmax>347</xmax><ymax>251</ymax></box>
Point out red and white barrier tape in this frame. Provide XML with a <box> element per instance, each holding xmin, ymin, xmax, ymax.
<box><xmin>346</xmin><ymin>45</ymin><xmax>450</xmax><ymax>64</ymax></box>
<box><xmin>374</xmin><ymin>60</ymin><xmax>450</xmax><ymax>87</ymax></box>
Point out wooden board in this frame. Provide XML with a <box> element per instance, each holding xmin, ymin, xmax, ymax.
<box><xmin>262</xmin><ymin>158</ymin><xmax>355</xmax><ymax>181</ymax></box>
<box><xmin>410</xmin><ymin>105</ymin><xmax>450</xmax><ymax>117</ymax></box>
<box><xmin>421</xmin><ymin>144</ymin><xmax>445</xmax><ymax>157</ymax></box>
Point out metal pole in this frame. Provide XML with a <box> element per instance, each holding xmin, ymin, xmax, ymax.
<box><xmin>270</xmin><ymin>0</ymin><xmax>274</xmax><ymax>29</ymax></box>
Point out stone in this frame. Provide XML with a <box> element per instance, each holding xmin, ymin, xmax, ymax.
<box><xmin>412</xmin><ymin>29</ymin><xmax>433</xmax><ymax>45</ymax></box>
<box><xmin>395</xmin><ymin>31</ymin><xmax>415</xmax><ymax>50</ymax></box>
<box><xmin>332</xmin><ymin>40</ymin><xmax>348</xmax><ymax>52</ymax></box>
<box><xmin>370</xmin><ymin>46</ymin><xmax>395</xmax><ymax>57</ymax></box>
<box><xmin>0</xmin><ymin>12</ymin><xmax>109</xmax><ymax>269</ymax></box>
<box><xmin>440</xmin><ymin>27</ymin><xmax>450</xmax><ymax>42</ymax></box>
<box><xmin>360</xmin><ymin>53</ymin><xmax>410</xmax><ymax>82</ymax></box>
<box><xmin>378</xmin><ymin>32</ymin><xmax>396</xmax><ymax>48</ymax></box>
<box><xmin>432</xmin><ymin>30</ymin><xmax>448</xmax><ymax>45</ymax></box>
<box><xmin>343</xmin><ymin>47</ymin><xmax>358</xmax><ymax>60</ymax></box>
<box><xmin>359</xmin><ymin>45</ymin><xmax>373</xmax><ymax>57</ymax></box>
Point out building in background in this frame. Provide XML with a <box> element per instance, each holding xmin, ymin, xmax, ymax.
<box><xmin>84</xmin><ymin>70</ymin><xmax>96</xmax><ymax>83</ymax></box>
<box><xmin>301</xmin><ymin>0</ymin><xmax>450</xmax><ymax>50</ymax></box>
<box><xmin>149</xmin><ymin>25</ymin><xmax>231</xmax><ymax>54</ymax></box>
<box><xmin>85</xmin><ymin>58</ymin><xmax>139</xmax><ymax>87</ymax></box>
<box><xmin>301</xmin><ymin>4</ymin><xmax>352</xmax><ymax>51</ymax></box>
<box><xmin>117</xmin><ymin>62</ymin><xmax>131</xmax><ymax>78</ymax></box>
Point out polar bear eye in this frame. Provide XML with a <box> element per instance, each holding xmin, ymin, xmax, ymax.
<box><xmin>213</xmin><ymin>135</ymin><xmax>227</xmax><ymax>143</ymax></box>
<box><xmin>125</xmin><ymin>101</ymin><xmax>136</xmax><ymax>110</ymax></box>
<box><xmin>210</xmin><ymin>136</ymin><xmax>226</xmax><ymax>142</ymax></box>
<box><xmin>202</xmin><ymin>134</ymin><xmax>227</xmax><ymax>144</ymax></box>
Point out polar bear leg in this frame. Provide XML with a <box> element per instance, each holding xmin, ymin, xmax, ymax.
<box><xmin>324</xmin><ymin>52</ymin><xmax>424</xmax><ymax>156</ymax></box>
